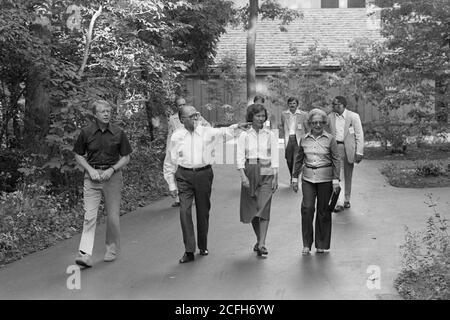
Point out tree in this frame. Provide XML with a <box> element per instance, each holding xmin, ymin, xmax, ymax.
<box><xmin>234</xmin><ymin>0</ymin><xmax>302</xmax><ymax>104</ymax></box>
<box><xmin>0</xmin><ymin>0</ymin><xmax>238</xmax><ymax>192</ymax></box>
<box><xmin>267</xmin><ymin>43</ymin><xmax>338</xmax><ymax>112</ymax></box>
<box><xmin>373</xmin><ymin>0</ymin><xmax>450</xmax><ymax>117</ymax></box>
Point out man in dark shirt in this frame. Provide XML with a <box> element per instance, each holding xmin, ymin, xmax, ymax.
<box><xmin>73</xmin><ymin>99</ymin><xmax>132</xmax><ymax>267</ymax></box>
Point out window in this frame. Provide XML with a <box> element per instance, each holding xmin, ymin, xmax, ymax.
<box><xmin>321</xmin><ymin>0</ymin><xmax>339</xmax><ymax>8</ymax></box>
<box><xmin>348</xmin><ymin>0</ymin><xmax>366</xmax><ymax>8</ymax></box>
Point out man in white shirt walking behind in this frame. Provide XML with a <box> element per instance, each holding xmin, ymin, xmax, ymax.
<box><xmin>327</xmin><ymin>96</ymin><xmax>364</xmax><ymax>212</ymax></box>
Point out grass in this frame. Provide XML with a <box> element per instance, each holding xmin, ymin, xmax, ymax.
<box><xmin>381</xmin><ymin>161</ymin><xmax>450</xmax><ymax>188</ymax></box>
<box><xmin>366</xmin><ymin>143</ymin><xmax>450</xmax><ymax>188</ymax></box>
<box><xmin>365</xmin><ymin>143</ymin><xmax>450</xmax><ymax>161</ymax></box>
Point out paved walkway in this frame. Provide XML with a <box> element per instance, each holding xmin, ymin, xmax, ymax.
<box><xmin>0</xmin><ymin>147</ymin><xmax>449</xmax><ymax>299</ymax></box>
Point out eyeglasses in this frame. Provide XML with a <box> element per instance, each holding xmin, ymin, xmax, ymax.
<box><xmin>181</xmin><ymin>112</ymin><xmax>199</xmax><ymax>120</ymax></box>
<box><xmin>310</xmin><ymin>121</ymin><xmax>326</xmax><ymax>126</ymax></box>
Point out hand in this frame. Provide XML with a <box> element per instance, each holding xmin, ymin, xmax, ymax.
<box><xmin>237</xmin><ymin>122</ymin><xmax>252</xmax><ymax>130</ymax></box>
<box><xmin>271</xmin><ymin>176</ymin><xmax>278</xmax><ymax>192</ymax></box>
<box><xmin>169</xmin><ymin>190</ymin><xmax>178</xmax><ymax>198</ymax></box>
<box><xmin>241</xmin><ymin>175</ymin><xmax>250</xmax><ymax>188</ymax></box>
<box><xmin>292</xmin><ymin>181</ymin><xmax>299</xmax><ymax>193</ymax></box>
<box><xmin>89</xmin><ymin>169</ymin><xmax>102</xmax><ymax>181</ymax></box>
<box><xmin>333</xmin><ymin>182</ymin><xmax>340</xmax><ymax>194</ymax></box>
<box><xmin>100</xmin><ymin>168</ymin><xmax>114</xmax><ymax>181</ymax></box>
<box><xmin>355</xmin><ymin>154</ymin><xmax>363</xmax><ymax>163</ymax></box>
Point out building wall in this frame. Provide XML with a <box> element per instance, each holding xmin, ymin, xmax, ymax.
<box><xmin>183</xmin><ymin>74</ymin><xmax>416</xmax><ymax>127</ymax></box>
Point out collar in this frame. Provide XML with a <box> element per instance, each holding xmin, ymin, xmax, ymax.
<box><xmin>248</xmin><ymin>126</ymin><xmax>271</xmax><ymax>135</ymax></box>
<box><xmin>283</xmin><ymin>108</ymin><xmax>304</xmax><ymax>115</ymax></box>
<box><xmin>93</xmin><ymin>120</ymin><xmax>119</xmax><ymax>134</ymax></box>
<box><xmin>305</xmin><ymin>130</ymin><xmax>331</xmax><ymax>139</ymax></box>
<box><xmin>335</xmin><ymin>108</ymin><xmax>347</xmax><ymax>118</ymax></box>
<box><xmin>178</xmin><ymin>125</ymin><xmax>203</xmax><ymax>136</ymax></box>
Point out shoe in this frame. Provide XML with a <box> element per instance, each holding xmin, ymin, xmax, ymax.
<box><xmin>257</xmin><ymin>246</ymin><xmax>268</xmax><ymax>256</ymax></box>
<box><xmin>75</xmin><ymin>251</ymin><xmax>92</xmax><ymax>267</ymax></box>
<box><xmin>179</xmin><ymin>252</ymin><xmax>195</xmax><ymax>263</ymax></box>
<box><xmin>333</xmin><ymin>205</ymin><xmax>344</xmax><ymax>213</ymax></box>
<box><xmin>253</xmin><ymin>243</ymin><xmax>259</xmax><ymax>252</ymax></box>
<box><xmin>171</xmin><ymin>201</ymin><xmax>180</xmax><ymax>207</ymax></box>
<box><xmin>104</xmin><ymin>251</ymin><xmax>117</xmax><ymax>262</ymax></box>
<box><xmin>199</xmin><ymin>249</ymin><xmax>209</xmax><ymax>256</ymax></box>
<box><xmin>316</xmin><ymin>248</ymin><xmax>325</xmax><ymax>253</ymax></box>
<box><xmin>301</xmin><ymin>247</ymin><xmax>311</xmax><ymax>256</ymax></box>
<box><xmin>344</xmin><ymin>201</ymin><xmax>351</xmax><ymax>209</ymax></box>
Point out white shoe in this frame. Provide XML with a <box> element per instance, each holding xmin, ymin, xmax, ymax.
<box><xmin>75</xmin><ymin>252</ymin><xmax>92</xmax><ymax>267</ymax></box>
<box><xmin>104</xmin><ymin>251</ymin><xmax>117</xmax><ymax>262</ymax></box>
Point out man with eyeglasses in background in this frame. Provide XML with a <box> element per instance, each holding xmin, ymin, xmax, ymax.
<box><xmin>164</xmin><ymin>105</ymin><xmax>250</xmax><ymax>263</ymax></box>
<box><xmin>327</xmin><ymin>96</ymin><xmax>364</xmax><ymax>213</ymax></box>
<box><xmin>165</xmin><ymin>96</ymin><xmax>211</xmax><ymax>207</ymax></box>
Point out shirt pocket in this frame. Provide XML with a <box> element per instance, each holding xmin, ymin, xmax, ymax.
<box><xmin>86</xmin><ymin>134</ymin><xmax>101</xmax><ymax>151</ymax></box>
<box><xmin>105</xmin><ymin>133</ymin><xmax>121</xmax><ymax>155</ymax></box>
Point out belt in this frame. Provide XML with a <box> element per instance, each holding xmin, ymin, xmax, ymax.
<box><xmin>336</xmin><ymin>141</ymin><xmax>344</xmax><ymax>144</ymax></box>
<box><xmin>92</xmin><ymin>164</ymin><xmax>113</xmax><ymax>170</ymax></box>
<box><xmin>305</xmin><ymin>163</ymin><xmax>332</xmax><ymax>169</ymax></box>
<box><xmin>179</xmin><ymin>165</ymin><xmax>211</xmax><ymax>172</ymax></box>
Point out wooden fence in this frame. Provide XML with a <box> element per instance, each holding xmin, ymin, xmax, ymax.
<box><xmin>183</xmin><ymin>76</ymin><xmax>419</xmax><ymax>126</ymax></box>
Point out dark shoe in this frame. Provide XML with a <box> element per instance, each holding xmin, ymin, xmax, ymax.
<box><xmin>257</xmin><ymin>246</ymin><xmax>268</xmax><ymax>256</ymax></box>
<box><xmin>171</xmin><ymin>201</ymin><xmax>180</xmax><ymax>207</ymax></box>
<box><xmin>199</xmin><ymin>249</ymin><xmax>209</xmax><ymax>256</ymax></box>
<box><xmin>333</xmin><ymin>205</ymin><xmax>344</xmax><ymax>213</ymax></box>
<box><xmin>75</xmin><ymin>252</ymin><xmax>92</xmax><ymax>268</ymax></box>
<box><xmin>253</xmin><ymin>243</ymin><xmax>259</xmax><ymax>252</ymax></box>
<box><xmin>344</xmin><ymin>201</ymin><xmax>351</xmax><ymax>209</ymax></box>
<box><xmin>179</xmin><ymin>252</ymin><xmax>194</xmax><ymax>263</ymax></box>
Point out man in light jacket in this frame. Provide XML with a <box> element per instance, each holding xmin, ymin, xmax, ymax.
<box><xmin>327</xmin><ymin>96</ymin><xmax>364</xmax><ymax>212</ymax></box>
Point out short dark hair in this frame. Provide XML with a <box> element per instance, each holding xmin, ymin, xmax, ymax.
<box><xmin>287</xmin><ymin>97</ymin><xmax>299</xmax><ymax>106</ymax></box>
<box><xmin>253</xmin><ymin>95</ymin><xmax>265</xmax><ymax>103</ymax></box>
<box><xmin>333</xmin><ymin>96</ymin><xmax>347</xmax><ymax>108</ymax></box>
<box><xmin>246</xmin><ymin>103</ymin><xmax>268</xmax><ymax>122</ymax></box>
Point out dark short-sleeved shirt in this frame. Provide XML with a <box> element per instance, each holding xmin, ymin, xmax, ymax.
<box><xmin>73</xmin><ymin>120</ymin><xmax>132</xmax><ymax>166</ymax></box>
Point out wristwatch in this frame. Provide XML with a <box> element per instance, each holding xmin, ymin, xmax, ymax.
<box><xmin>110</xmin><ymin>166</ymin><xmax>116</xmax><ymax>173</ymax></box>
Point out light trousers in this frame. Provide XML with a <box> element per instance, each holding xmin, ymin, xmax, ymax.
<box><xmin>337</xmin><ymin>144</ymin><xmax>354</xmax><ymax>206</ymax></box>
<box><xmin>78</xmin><ymin>171</ymin><xmax>123</xmax><ymax>255</ymax></box>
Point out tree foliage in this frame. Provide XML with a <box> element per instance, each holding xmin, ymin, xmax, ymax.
<box><xmin>374</xmin><ymin>0</ymin><xmax>450</xmax><ymax>75</ymax></box>
<box><xmin>0</xmin><ymin>0</ymin><xmax>236</xmax><ymax>192</ymax></box>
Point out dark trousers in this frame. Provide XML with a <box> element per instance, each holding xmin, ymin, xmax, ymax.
<box><xmin>301</xmin><ymin>179</ymin><xmax>333</xmax><ymax>250</ymax></box>
<box><xmin>285</xmin><ymin>135</ymin><xmax>299</xmax><ymax>178</ymax></box>
<box><xmin>175</xmin><ymin>167</ymin><xmax>213</xmax><ymax>253</ymax></box>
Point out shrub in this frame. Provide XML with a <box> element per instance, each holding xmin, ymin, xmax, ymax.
<box><xmin>394</xmin><ymin>195</ymin><xmax>450</xmax><ymax>299</ymax></box>
<box><xmin>121</xmin><ymin>134</ymin><xmax>168</xmax><ymax>214</ymax></box>
<box><xmin>0</xmin><ymin>185</ymin><xmax>84</xmax><ymax>265</ymax></box>
<box><xmin>0</xmin><ymin>149</ymin><xmax>23</xmax><ymax>192</ymax></box>
<box><xmin>415</xmin><ymin>162</ymin><xmax>448</xmax><ymax>177</ymax></box>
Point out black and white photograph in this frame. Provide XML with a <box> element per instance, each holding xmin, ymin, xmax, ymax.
<box><xmin>0</xmin><ymin>0</ymin><xmax>449</xmax><ymax>309</ymax></box>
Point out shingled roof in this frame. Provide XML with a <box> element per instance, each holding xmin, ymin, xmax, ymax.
<box><xmin>214</xmin><ymin>8</ymin><xmax>383</xmax><ymax>69</ymax></box>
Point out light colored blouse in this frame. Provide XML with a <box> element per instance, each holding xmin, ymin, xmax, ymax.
<box><xmin>237</xmin><ymin>127</ymin><xmax>279</xmax><ymax>170</ymax></box>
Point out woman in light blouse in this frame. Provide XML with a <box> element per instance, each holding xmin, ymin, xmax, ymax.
<box><xmin>237</xmin><ymin>104</ymin><xmax>279</xmax><ymax>256</ymax></box>
<box><xmin>291</xmin><ymin>108</ymin><xmax>340</xmax><ymax>256</ymax></box>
